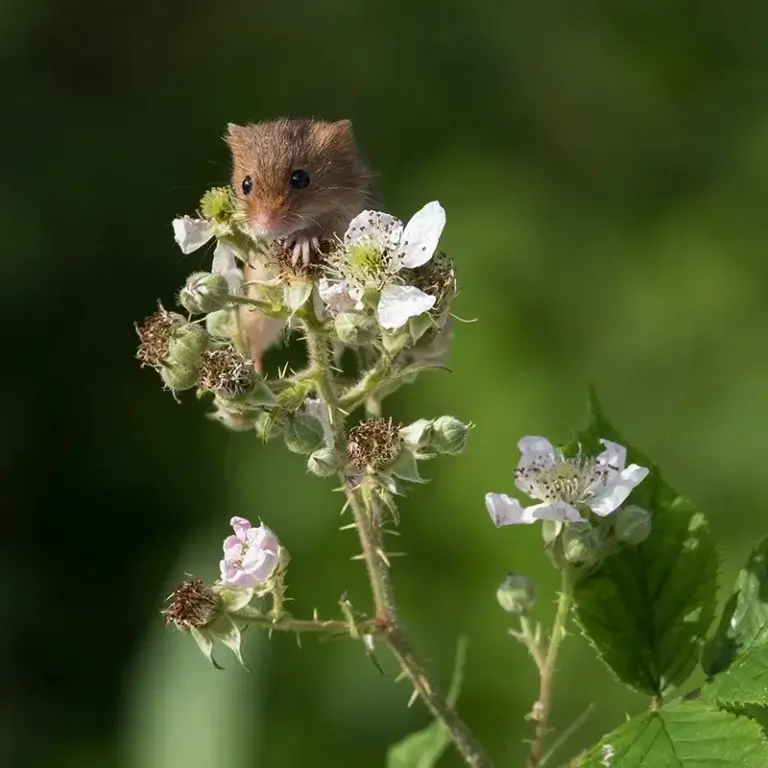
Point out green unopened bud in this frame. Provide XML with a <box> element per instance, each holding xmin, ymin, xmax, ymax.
<box><xmin>400</xmin><ymin>419</ymin><xmax>435</xmax><ymax>453</ymax></box>
<box><xmin>496</xmin><ymin>572</ymin><xmax>536</xmax><ymax>615</ymax></box>
<box><xmin>562</xmin><ymin>523</ymin><xmax>601</xmax><ymax>565</ymax></box>
<box><xmin>199</xmin><ymin>186</ymin><xmax>236</xmax><ymax>224</ymax></box>
<box><xmin>179</xmin><ymin>272</ymin><xmax>231</xmax><ymax>315</ymax></box>
<box><xmin>167</xmin><ymin>323</ymin><xmax>210</xmax><ymax>367</ymax></box>
<box><xmin>431</xmin><ymin>415</ymin><xmax>470</xmax><ymax>455</ymax></box>
<box><xmin>334</xmin><ymin>312</ymin><xmax>378</xmax><ymax>347</ymax></box>
<box><xmin>614</xmin><ymin>505</ymin><xmax>652</xmax><ymax>546</ymax></box>
<box><xmin>307</xmin><ymin>446</ymin><xmax>343</xmax><ymax>477</ymax></box>
<box><xmin>206</xmin><ymin>309</ymin><xmax>238</xmax><ymax>340</ymax></box>
<box><xmin>160</xmin><ymin>361</ymin><xmax>199</xmax><ymax>392</ymax></box>
<box><xmin>284</xmin><ymin>412</ymin><xmax>325</xmax><ymax>454</ymax></box>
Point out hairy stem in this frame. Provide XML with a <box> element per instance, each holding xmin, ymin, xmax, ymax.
<box><xmin>347</xmin><ymin>480</ymin><xmax>492</xmax><ymax>768</ymax></box>
<box><xmin>235</xmin><ymin>613</ymin><xmax>377</xmax><ymax>635</ymax></box>
<box><xmin>527</xmin><ymin>572</ymin><xmax>574</xmax><ymax>768</ymax></box>
<box><xmin>300</xmin><ymin>304</ymin><xmax>491</xmax><ymax>768</ymax></box>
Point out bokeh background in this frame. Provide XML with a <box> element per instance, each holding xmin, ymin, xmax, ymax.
<box><xmin>4</xmin><ymin>0</ymin><xmax>768</xmax><ymax>765</ymax></box>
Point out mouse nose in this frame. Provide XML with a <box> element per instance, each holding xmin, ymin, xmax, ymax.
<box><xmin>251</xmin><ymin>209</ymin><xmax>284</xmax><ymax>234</ymax></box>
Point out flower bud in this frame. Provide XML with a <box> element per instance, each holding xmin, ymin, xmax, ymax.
<box><xmin>496</xmin><ymin>572</ymin><xmax>536</xmax><ymax>615</ymax></box>
<box><xmin>167</xmin><ymin>323</ymin><xmax>210</xmax><ymax>368</ymax></box>
<box><xmin>400</xmin><ymin>419</ymin><xmax>435</xmax><ymax>453</ymax></box>
<box><xmin>160</xmin><ymin>361</ymin><xmax>199</xmax><ymax>392</ymax></box>
<box><xmin>334</xmin><ymin>312</ymin><xmax>378</xmax><ymax>347</ymax></box>
<box><xmin>562</xmin><ymin>523</ymin><xmax>601</xmax><ymax>565</ymax></box>
<box><xmin>614</xmin><ymin>505</ymin><xmax>652</xmax><ymax>546</ymax></box>
<box><xmin>206</xmin><ymin>309</ymin><xmax>238</xmax><ymax>340</ymax></box>
<box><xmin>307</xmin><ymin>446</ymin><xmax>343</xmax><ymax>477</ymax></box>
<box><xmin>431</xmin><ymin>415</ymin><xmax>470</xmax><ymax>455</ymax></box>
<box><xmin>179</xmin><ymin>271</ymin><xmax>231</xmax><ymax>315</ymax></box>
<box><xmin>284</xmin><ymin>412</ymin><xmax>325</xmax><ymax>454</ymax></box>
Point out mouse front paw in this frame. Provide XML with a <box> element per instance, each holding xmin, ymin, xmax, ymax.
<box><xmin>285</xmin><ymin>232</ymin><xmax>321</xmax><ymax>267</ymax></box>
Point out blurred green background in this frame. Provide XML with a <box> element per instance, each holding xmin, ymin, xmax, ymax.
<box><xmin>3</xmin><ymin>0</ymin><xmax>768</xmax><ymax>765</ymax></box>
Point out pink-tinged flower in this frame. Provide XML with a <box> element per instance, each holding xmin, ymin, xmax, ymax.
<box><xmin>219</xmin><ymin>516</ymin><xmax>280</xmax><ymax>588</ymax></box>
<box><xmin>486</xmin><ymin>436</ymin><xmax>649</xmax><ymax>527</ymax></box>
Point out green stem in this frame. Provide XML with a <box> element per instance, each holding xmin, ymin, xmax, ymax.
<box><xmin>527</xmin><ymin>572</ymin><xmax>574</xmax><ymax>768</ymax></box>
<box><xmin>235</xmin><ymin>613</ymin><xmax>376</xmax><ymax>635</ymax></box>
<box><xmin>346</xmin><ymin>479</ymin><xmax>493</xmax><ymax>768</ymax></box>
<box><xmin>300</xmin><ymin>303</ymin><xmax>491</xmax><ymax>767</ymax></box>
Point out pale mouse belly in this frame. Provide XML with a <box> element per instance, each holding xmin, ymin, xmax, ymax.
<box><xmin>239</xmin><ymin>261</ymin><xmax>285</xmax><ymax>374</ymax></box>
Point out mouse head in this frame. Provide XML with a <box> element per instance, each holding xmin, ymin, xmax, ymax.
<box><xmin>225</xmin><ymin>118</ymin><xmax>368</xmax><ymax>239</ymax></box>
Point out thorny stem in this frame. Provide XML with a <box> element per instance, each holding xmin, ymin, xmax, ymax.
<box><xmin>235</xmin><ymin>613</ymin><xmax>378</xmax><ymax>635</ymax></box>
<box><xmin>301</xmin><ymin>303</ymin><xmax>492</xmax><ymax>768</ymax></box>
<box><xmin>527</xmin><ymin>572</ymin><xmax>574</xmax><ymax>768</ymax></box>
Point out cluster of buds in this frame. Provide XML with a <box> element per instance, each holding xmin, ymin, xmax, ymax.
<box><xmin>135</xmin><ymin>187</ymin><xmax>468</xmax><ymax>483</ymax></box>
<box><xmin>163</xmin><ymin>517</ymin><xmax>288</xmax><ymax>668</ymax></box>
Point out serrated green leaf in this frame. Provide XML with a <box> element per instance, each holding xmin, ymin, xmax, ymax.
<box><xmin>572</xmin><ymin>390</ymin><xmax>719</xmax><ymax>697</ymax></box>
<box><xmin>705</xmin><ymin>646</ymin><xmax>768</xmax><ymax>706</ymax></box>
<box><xmin>703</xmin><ymin>537</ymin><xmax>768</xmax><ymax>677</ymax></box>
<box><xmin>580</xmin><ymin>700</ymin><xmax>768</xmax><ymax>767</ymax></box>
<box><xmin>386</xmin><ymin>638</ymin><xmax>466</xmax><ymax>768</ymax></box>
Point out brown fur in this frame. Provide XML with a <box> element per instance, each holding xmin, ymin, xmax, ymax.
<box><xmin>224</xmin><ymin>118</ymin><xmax>379</xmax><ymax>373</ymax></box>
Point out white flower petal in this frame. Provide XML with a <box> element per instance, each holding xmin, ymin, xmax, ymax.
<box><xmin>597</xmin><ymin>439</ymin><xmax>627</xmax><ymax>471</ymax></box>
<box><xmin>587</xmin><ymin>464</ymin><xmax>650</xmax><ymax>517</ymax></box>
<box><xmin>377</xmin><ymin>284</ymin><xmax>436</xmax><ymax>330</ymax></box>
<box><xmin>517</xmin><ymin>436</ymin><xmax>556</xmax><ymax>459</ymax></box>
<box><xmin>397</xmin><ymin>201</ymin><xmax>446</xmax><ymax>269</ymax></box>
<box><xmin>318</xmin><ymin>278</ymin><xmax>359</xmax><ymax>315</ymax></box>
<box><xmin>344</xmin><ymin>210</ymin><xmax>403</xmax><ymax>252</ymax></box>
<box><xmin>173</xmin><ymin>216</ymin><xmax>215</xmax><ymax>254</ymax></box>
<box><xmin>485</xmin><ymin>493</ymin><xmax>535</xmax><ymax>526</ymax></box>
<box><xmin>212</xmin><ymin>241</ymin><xmax>242</xmax><ymax>294</ymax></box>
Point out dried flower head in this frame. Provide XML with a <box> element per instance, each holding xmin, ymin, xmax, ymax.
<box><xmin>268</xmin><ymin>239</ymin><xmax>339</xmax><ymax>282</ymax></box>
<box><xmin>399</xmin><ymin>250</ymin><xmax>457</xmax><ymax>317</ymax></box>
<box><xmin>135</xmin><ymin>306</ymin><xmax>186</xmax><ymax>368</ymax></box>
<box><xmin>198</xmin><ymin>346</ymin><xmax>255</xmax><ymax>397</ymax></box>
<box><xmin>346</xmin><ymin>418</ymin><xmax>402</xmax><ymax>471</ymax></box>
<box><xmin>162</xmin><ymin>578</ymin><xmax>220</xmax><ymax>630</ymax></box>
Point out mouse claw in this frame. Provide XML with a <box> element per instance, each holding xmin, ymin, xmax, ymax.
<box><xmin>287</xmin><ymin>234</ymin><xmax>316</xmax><ymax>267</ymax></box>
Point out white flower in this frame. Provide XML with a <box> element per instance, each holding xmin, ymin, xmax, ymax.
<box><xmin>318</xmin><ymin>278</ymin><xmax>362</xmax><ymax>315</ymax></box>
<box><xmin>172</xmin><ymin>217</ymin><xmax>243</xmax><ymax>294</ymax></box>
<box><xmin>321</xmin><ymin>201</ymin><xmax>446</xmax><ymax>330</ymax></box>
<box><xmin>219</xmin><ymin>516</ymin><xmax>280</xmax><ymax>589</ymax></box>
<box><xmin>212</xmin><ymin>241</ymin><xmax>243</xmax><ymax>294</ymax></box>
<box><xmin>486</xmin><ymin>436</ymin><xmax>649</xmax><ymax>527</ymax></box>
<box><xmin>172</xmin><ymin>216</ymin><xmax>215</xmax><ymax>254</ymax></box>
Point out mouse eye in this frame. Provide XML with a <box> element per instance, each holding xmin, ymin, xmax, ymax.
<box><xmin>241</xmin><ymin>176</ymin><xmax>253</xmax><ymax>195</ymax></box>
<box><xmin>289</xmin><ymin>169</ymin><xmax>311</xmax><ymax>189</ymax></box>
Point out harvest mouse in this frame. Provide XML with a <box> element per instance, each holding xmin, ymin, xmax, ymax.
<box><xmin>225</xmin><ymin>118</ymin><xmax>379</xmax><ymax>372</ymax></box>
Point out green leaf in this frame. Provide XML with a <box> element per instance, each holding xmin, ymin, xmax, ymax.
<box><xmin>703</xmin><ymin>537</ymin><xmax>768</xmax><ymax>677</ymax></box>
<box><xmin>572</xmin><ymin>389</ymin><xmax>719</xmax><ymax>697</ymax></box>
<box><xmin>386</xmin><ymin>638</ymin><xmax>467</xmax><ymax>768</ymax></box>
<box><xmin>705</xmin><ymin>646</ymin><xmax>768</xmax><ymax>706</ymax></box>
<box><xmin>580</xmin><ymin>700</ymin><xmax>768</xmax><ymax>767</ymax></box>
<box><xmin>702</xmin><ymin>538</ymin><xmax>768</xmax><ymax>705</ymax></box>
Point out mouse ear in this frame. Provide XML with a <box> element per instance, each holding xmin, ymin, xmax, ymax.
<box><xmin>223</xmin><ymin>123</ymin><xmax>245</xmax><ymax>146</ymax></box>
<box><xmin>330</xmin><ymin>119</ymin><xmax>354</xmax><ymax>140</ymax></box>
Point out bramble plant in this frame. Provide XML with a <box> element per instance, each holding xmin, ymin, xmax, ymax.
<box><xmin>137</xmin><ymin>187</ymin><xmax>768</xmax><ymax>767</ymax></box>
